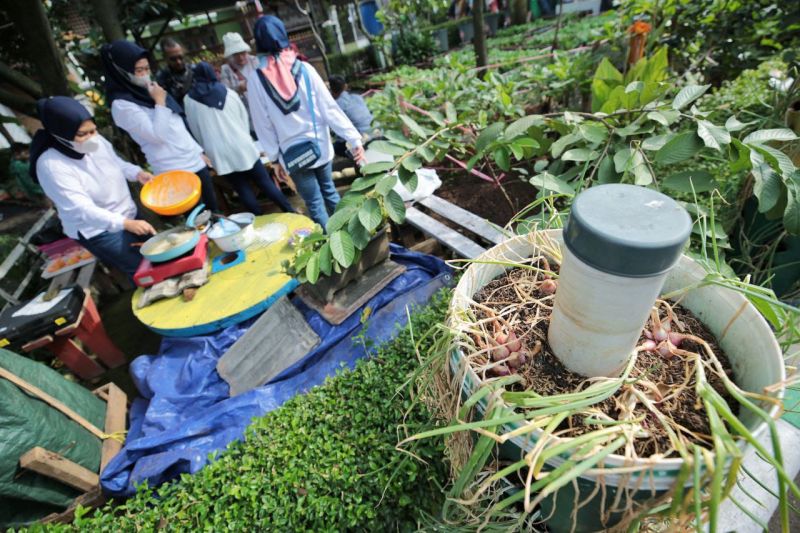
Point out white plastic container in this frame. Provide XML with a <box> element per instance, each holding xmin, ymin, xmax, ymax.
<box><xmin>547</xmin><ymin>184</ymin><xmax>693</xmax><ymax>378</ymax></box>
<box><xmin>208</xmin><ymin>213</ymin><xmax>255</xmax><ymax>252</ymax></box>
<box><xmin>548</xmin><ymin>245</ymin><xmax>669</xmax><ymax>377</ymax></box>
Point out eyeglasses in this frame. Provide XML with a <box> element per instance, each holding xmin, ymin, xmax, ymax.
<box><xmin>75</xmin><ymin>127</ymin><xmax>97</xmax><ymax>139</ymax></box>
<box><xmin>167</xmin><ymin>55</ymin><xmax>185</xmax><ymax>62</ymax></box>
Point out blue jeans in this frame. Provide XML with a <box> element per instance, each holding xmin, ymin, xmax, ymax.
<box><xmin>292</xmin><ymin>161</ymin><xmax>339</xmax><ymax>227</ymax></box>
<box><xmin>78</xmin><ymin>228</ymin><xmax>148</xmax><ymax>278</ymax></box>
<box><xmin>224</xmin><ymin>160</ymin><xmax>295</xmax><ymax>215</ymax></box>
<box><xmin>195</xmin><ymin>166</ymin><xmax>219</xmax><ymax>213</ymax></box>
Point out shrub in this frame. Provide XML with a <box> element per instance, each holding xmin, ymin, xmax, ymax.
<box><xmin>44</xmin><ymin>290</ymin><xmax>453</xmax><ymax>532</ymax></box>
<box><xmin>393</xmin><ymin>30</ymin><xmax>437</xmax><ymax>66</ymax></box>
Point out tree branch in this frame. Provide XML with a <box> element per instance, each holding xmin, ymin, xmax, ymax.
<box><xmin>0</xmin><ymin>88</ymin><xmax>37</xmax><ymax>116</ymax></box>
<box><xmin>0</xmin><ymin>61</ymin><xmax>43</xmax><ymax>99</ymax></box>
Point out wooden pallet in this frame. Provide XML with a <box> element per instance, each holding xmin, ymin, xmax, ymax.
<box><xmin>405</xmin><ymin>207</ymin><xmax>487</xmax><ymax>259</ymax></box>
<box><xmin>22</xmin><ymin>382</ymin><xmax>129</xmax><ymax>524</ymax></box>
<box><xmin>403</xmin><ymin>195</ymin><xmax>509</xmax><ymax>259</ymax></box>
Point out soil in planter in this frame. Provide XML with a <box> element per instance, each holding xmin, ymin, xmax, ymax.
<box><xmin>470</xmin><ymin>266</ymin><xmax>739</xmax><ymax>458</ymax></box>
<box><xmin>436</xmin><ymin>176</ymin><xmax>539</xmax><ymax>227</ymax></box>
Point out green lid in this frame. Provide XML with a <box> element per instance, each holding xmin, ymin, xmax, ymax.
<box><xmin>564</xmin><ymin>184</ymin><xmax>692</xmax><ymax>278</ymax></box>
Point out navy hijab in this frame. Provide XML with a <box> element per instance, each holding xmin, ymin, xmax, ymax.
<box><xmin>29</xmin><ymin>96</ymin><xmax>92</xmax><ymax>181</ymax></box>
<box><xmin>187</xmin><ymin>62</ymin><xmax>227</xmax><ymax>110</ymax></box>
<box><xmin>254</xmin><ymin>16</ymin><xmax>302</xmax><ymax>115</ymax></box>
<box><xmin>100</xmin><ymin>40</ymin><xmax>183</xmax><ymax>115</ymax></box>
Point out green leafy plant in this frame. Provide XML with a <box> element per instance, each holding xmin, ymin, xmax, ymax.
<box><xmin>393</xmin><ymin>29</ymin><xmax>438</xmax><ymax>66</ymax></box>
<box><xmin>470</xmin><ymin>51</ymin><xmax>800</xmax><ymax>237</ymax></box>
<box><xmin>286</xmin><ymin>119</ymin><xmax>463</xmax><ymax>284</ymax></box>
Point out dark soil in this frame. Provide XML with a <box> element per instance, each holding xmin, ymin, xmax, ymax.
<box><xmin>471</xmin><ymin>266</ymin><xmax>738</xmax><ymax>458</ymax></box>
<box><xmin>436</xmin><ymin>175</ymin><xmax>539</xmax><ymax>227</ymax></box>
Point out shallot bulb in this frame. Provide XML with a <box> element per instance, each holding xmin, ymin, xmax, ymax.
<box><xmin>540</xmin><ymin>279</ymin><xmax>558</xmax><ymax>295</ymax></box>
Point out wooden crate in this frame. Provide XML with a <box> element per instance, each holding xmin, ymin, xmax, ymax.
<box><xmin>24</xmin><ymin>382</ymin><xmax>128</xmax><ymax>524</ymax></box>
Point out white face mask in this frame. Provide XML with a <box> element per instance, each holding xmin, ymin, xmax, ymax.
<box><xmin>131</xmin><ymin>74</ymin><xmax>151</xmax><ymax>88</ymax></box>
<box><xmin>53</xmin><ymin>132</ymin><xmax>101</xmax><ymax>154</ymax></box>
<box><xmin>73</xmin><ymin>135</ymin><xmax>101</xmax><ymax>154</ymax></box>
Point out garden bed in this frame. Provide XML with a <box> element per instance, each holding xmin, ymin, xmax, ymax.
<box><xmin>436</xmin><ymin>175</ymin><xmax>539</xmax><ymax>227</ymax></box>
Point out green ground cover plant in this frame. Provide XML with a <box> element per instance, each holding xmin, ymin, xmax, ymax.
<box><xmin>38</xmin><ymin>292</ymin><xmax>453</xmax><ymax>532</ymax></box>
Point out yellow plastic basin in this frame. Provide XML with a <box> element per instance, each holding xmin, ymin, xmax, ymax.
<box><xmin>141</xmin><ymin>170</ymin><xmax>201</xmax><ymax>216</ymax></box>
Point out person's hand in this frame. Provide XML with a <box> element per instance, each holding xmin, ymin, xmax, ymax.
<box><xmin>148</xmin><ymin>82</ymin><xmax>168</xmax><ymax>107</ymax></box>
<box><xmin>351</xmin><ymin>145</ymin><xmax>366</xmax><ymax>166</ymax></box>
<box><xmin>136</xmin><ymin>171</ymin><xmax>154</xmax><ymax>184</ymax></box>
<box><xmin>201</xmin><ymin>154</ymin><xmax>213</xmax><ymax>169</ymax></box>
<box><xmin>124</xmin><ymin>219</ymin><xmax>156</xmax><ymax>236</ymax></box>
<box><xmin>238</xmin><ymin>79</ymin><xmax>247</xmax><ymax>93</ymax></box>
<box><xmin>272</xmin><ymin>163</ymin><xmax>291</xmax><ymax>183</ymax></box>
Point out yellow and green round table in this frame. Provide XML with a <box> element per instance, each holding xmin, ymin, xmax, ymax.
<box><xmin>132</xmin><ymin>213</ymin><xmax>315</xmax><ymax>337</ymax></box>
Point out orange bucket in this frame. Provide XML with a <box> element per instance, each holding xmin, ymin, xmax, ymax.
<box><xmin>140</xmin><ymin>170</ymin><xmax>202</xmax><ymax>216</ymax></box>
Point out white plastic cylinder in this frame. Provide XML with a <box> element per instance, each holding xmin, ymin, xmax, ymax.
<box><xmin>547</xmin><ymin>245</ymin><xmax>667</xmax><ymax>377</ymax></box>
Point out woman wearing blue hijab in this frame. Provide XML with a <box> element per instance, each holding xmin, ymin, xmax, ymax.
<box><xmin>31</xmin><ymin>96</ymin><xmax>156</xmax><ymax>277</ymax></box>
<box><xmin>246</xmin><ymin>15</ymin><xmax>365</xmax><ymax>227</ymax></box>
<box><xmin>184</xmin><ymin>62</ymin><xmax>294</xmax><ymax>214</ymax></box>
<box><xmin>101</xmin><ymin>40</ymin><xmax>219</xmax><ymax>212</ymax></box>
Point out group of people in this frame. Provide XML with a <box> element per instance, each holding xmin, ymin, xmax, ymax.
<box><xmin>28</xmin><ymin>15</ymin><xmax>370</xmax><ymax>278</ymax></box>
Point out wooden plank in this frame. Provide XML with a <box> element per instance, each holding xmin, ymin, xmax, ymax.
<box><xmin>40</xmin><ymin>487</ymin><xmax>106</xmax><ymax>524</ymax></box>
<box><xmin>99</xmin><ymin>383</ymin><xmax>127</xmax><ymax>472</ymax></box>
<box><xmin>20</xmin><ymin>447</ymin><xmax>99</xmax><ymax>492</ymax></box>
<box><xmin>0</xmin><ymin>208</ymin><xmax>54</xmax><ymax>280</ymax></box>
<box><xmin>418</xmin><ymin>195</ymin><xmax>507</xmax><ymax>245</ymax></box>
<box><xmin>47</xmin><ymin>270</ymin><xmax>77</xmax><ymax>296</ymax></box>
<box><xmin>297</xmin><ymin>260</ymin><xmax>406</xmax><ymax>325</ymax></box>
<box><xmin>0</xmin><ymin>366</ymin><xmax>106</xmax><ymax>439</ymax></box>
<box><xmin>217</xmin><ymin>296</ymin><xmax>321</xmax><ymax>396</ymax></box>
<box><xmin>74</xmin><ymin>261</ymin><xmax>97</xmax><ymax>288</ymax></box>
<box><xmin>92</xmin><ymin>383</ymin><xmax>110</xmax><ymax>402</ymax></box>
<box><xmin>404</xmin><ymin>207</ymin><xmax>487</xmax><ymax>259</ymax></box>
<box><xmin>12</xmin><ymin>260</ymin><xmax>38</xmax><ymax>300</ymax></box>
<box><xmin>410</xmin><ymin>237</ymin><xmax>440</xmax><ymax>255</ymax></box>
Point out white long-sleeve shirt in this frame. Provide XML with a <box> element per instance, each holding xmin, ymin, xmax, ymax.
<box><xmin>246</xmin><ymin>61</ymin><xmax>362</xmax><ymax>168</ymax></box>
<box><xmin>36</xmin><ymin>135</ymin><xmax>141</xmax><ymax>239</ymax></box>
<box><xmin>184</xmin><ymin>88</ymin><xmax>260</xmax><ymax>175</ymax></box>
<box><xmin>111</xmin><ymin>99</ymin><xmax>205</xmax><ymax>175</ymax></box>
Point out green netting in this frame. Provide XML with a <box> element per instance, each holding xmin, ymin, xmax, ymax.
<box><xmin>0</xmin><ymin>349</ymin><xmax>106</xmax><ymax>528</ymax></box>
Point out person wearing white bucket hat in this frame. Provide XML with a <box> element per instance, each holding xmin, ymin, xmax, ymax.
<box><xmin>220</xmin><ymin>32</ymin><xmax>260</xmax><ymax>134</ymax></box>
<box><xmin>220</xmin><ymin>33</ymin><xmax>259</xmax><ymax>99</ymax></box>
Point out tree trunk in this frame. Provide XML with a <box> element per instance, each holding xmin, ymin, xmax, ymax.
<box><xmin>5</xmin><ymin>0</ymin><xmax>70</xmax><ymax>97</ymax></box>
<box><xmin>88</xmin><ymin>0</ymin><xmax>125</xmax><ymax>42</ymax></box>
<box><xmin>473</xmin><ymin>0</ymin><xmax>488</xmax><ymax>78</ymax></box>
<box><xmin>0</xmin><ymin>61</ymin><xmax>43</xmax><ymax>99</ymax></box>
<box><xmin>510</xmin><ymin>0</ymin><xmax>528</xmax><ymax>26</ymax></box>
<box><xmin>0</xmin><ymin>88</ymin><xmax>37</xmax><ymax>116</ymax></box>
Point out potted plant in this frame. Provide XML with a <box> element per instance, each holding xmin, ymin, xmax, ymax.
<box><xmin>419</xmin><ymin>224</ymin><xmax>793</xmax><ymax>531</ymax></box>
<box><xmin>284</xmin><ymin>116</ymin><xmax>462</xmax><ymax>296</ymax></box>
<box><xmin>458</xmin><ymin>17</ymin><xmax>475</xmax><ymax>43</ymax></box>
<box><xmin>485</xmin><ymin>11</ymin><xmax>501</xmax><ymax>36</ymax></box>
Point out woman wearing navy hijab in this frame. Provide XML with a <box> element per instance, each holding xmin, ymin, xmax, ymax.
<box><xmin>184</xmin><ymin>62</ymin><xmax>294</xmax><ymax>214</ymax></box>
<box><xmin>30</xmin><ymin>96</ymin><xmax>156</xmax><ymax>277</ymax></box>
<box><xmin>246</xmin><ymin>16</ymin><xmax>365</xmax><ymax>227</ymax></box>
<box><xmin>100</xmin><ymin>40</ymin><xmax>219</xmax><ymax>212</ymax></box>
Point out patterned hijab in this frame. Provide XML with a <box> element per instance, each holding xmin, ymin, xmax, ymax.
<box><xmin>254</xmin><ymin>16</ymin><xmax>302</xmax><ymax>115</ymax></box>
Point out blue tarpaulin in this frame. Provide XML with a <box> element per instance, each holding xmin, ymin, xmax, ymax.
<box><xmin>101</xmin><ymin>246</ymin><xmax>451</xmax><ymax>497</ymax></box>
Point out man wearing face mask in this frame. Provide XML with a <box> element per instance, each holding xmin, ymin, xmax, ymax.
<box><xmin>31</xmin><ymin>96</ymin><xmax>156</xmax><ymax>278</ymax></box>
<box><xmin>155</xmin><ymin>38</ymin><xmax>194</xmax><ymax>107</ymax></box>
